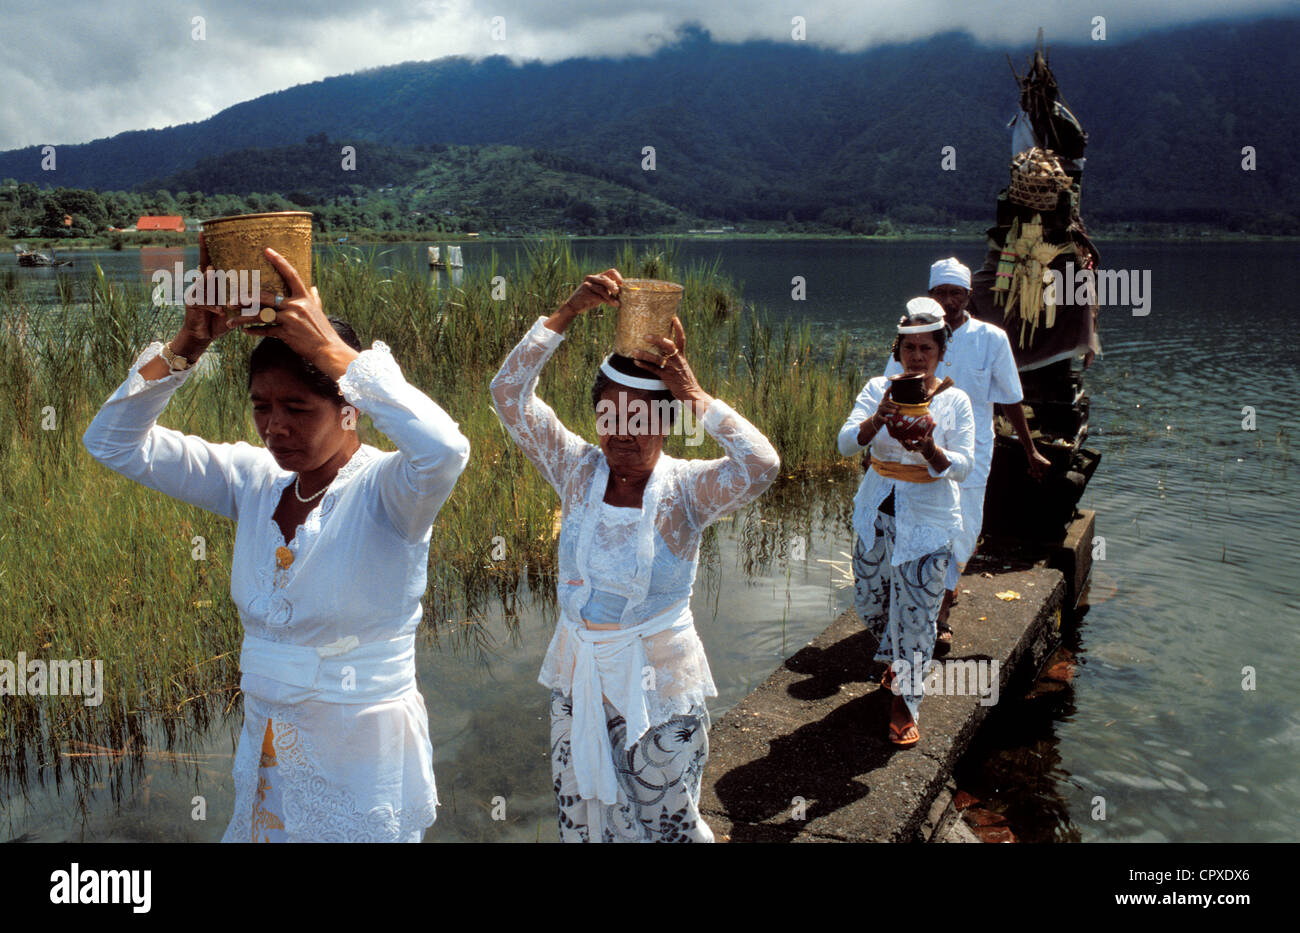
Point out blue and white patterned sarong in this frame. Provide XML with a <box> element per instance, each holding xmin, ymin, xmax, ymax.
<box><xmin>549</xmin><ymin>690</ymin><xmax>712</xmax><ymax>843</ymax></box>
<box><xmin>852</xmin><ymin>509</ymin><xmax>951</xmax><ymax>722</ymax></box>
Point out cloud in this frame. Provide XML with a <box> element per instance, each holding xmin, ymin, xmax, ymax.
<box><xmin>1</xmin><ymin>0</ymin><xmax>1296</xmax><ymax>152</ymax></box>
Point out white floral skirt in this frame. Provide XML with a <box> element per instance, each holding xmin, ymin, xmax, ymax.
<box><xmin>223</xmin><ymin>693</ymin><xmax>437</xmax><ymax>843</ymax></box>
<box><xmin>549</xmin><ymin>690</ymin><xmax>712</xmax><ymax>842</ymax></box>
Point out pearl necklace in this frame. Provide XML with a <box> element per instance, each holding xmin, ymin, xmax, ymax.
<box><xmin>294</xmin><ymin>475</ymin><xmax>328</xmax><ymax>504</ymax></box>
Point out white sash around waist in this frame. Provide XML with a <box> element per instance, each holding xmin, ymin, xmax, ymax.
<box><xmin>239</xmin><ymin>632</ymin><xmax>416</xmax><ymax>703</ymax></box>
<box><xmin>563</xmin><ymin>600</ymin><xmax>694</xmax><ymax>807</ymax></box>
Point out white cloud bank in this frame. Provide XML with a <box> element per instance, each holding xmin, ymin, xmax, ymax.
<box><xmin>0</xmin><ymin>0</ymin><xmax>1295</xmax><ymax>151</ymax></box>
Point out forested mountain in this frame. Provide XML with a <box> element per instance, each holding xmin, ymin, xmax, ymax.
<box><xmin>0</xmin><ymin>140</ymin><xmax>691</xmax><ymax>238</ymax></box>
<box><xmin>150</xmin><ymin>138</ymin><xmax>689</xmax><ymax>233</ymax></box>
<box><xmin>2</xmin><ymin>19</ymin><xmax>1297</xmax><ymax>230</ymax></box>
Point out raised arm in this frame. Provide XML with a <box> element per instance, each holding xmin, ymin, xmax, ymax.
<box><xmin>82</xmin><ymin>342</ymin><xmax>267</xmax><ymax>519</ymax></box>
<box><xmin>624</xmin><ymin>315</ymin><xmax>779</xmax><ymax>526</ymax></box>
<box><xmin>490</xmin><ymin>269</ymin><xmax>623</xmax><ymax>495</ymax></box>
<box><xmin>489</xmin><ymin>317</ymin><xmax>594</xmax><ymax>496</ymax></box>
<box><xmin>682</xmin><ymin>399</ymin><xmax>781</xmax><ymax>527</ymax></box>
<box><xmin>339</xmin><ymin>343</ymin><xmax>470</xmax><ymax>541</ymax></box>
<box><xmin>83</xmin><ymin>260</ymin><xmax>265</xmax><ymax>517</ymax></box>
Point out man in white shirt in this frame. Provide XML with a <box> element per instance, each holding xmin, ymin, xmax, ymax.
<box><xmin>884</xmin><ymin>258</ymin><xmax>1051</xmax><ymax>647</ymax></box>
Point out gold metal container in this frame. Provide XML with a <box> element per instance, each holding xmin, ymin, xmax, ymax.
<box><xmin>200</xmin><ymin>211</ymin><xmax>313</xmax><ymax>325</ymax></box>
<box><xmin>613</xmin><ymin>278</ymin><xmax>684</xmax><ymax>359</ymax></box>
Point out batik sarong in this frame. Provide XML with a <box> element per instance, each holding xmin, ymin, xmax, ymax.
<box><xmin>549</xmin><ymin>690</ymin><xmax>712</xmax><ymax>842</ymax></box>
<box><xmin>852</xmin><ymin>510</ymin><xmax>951</xmax><ymax>721</ymax></box>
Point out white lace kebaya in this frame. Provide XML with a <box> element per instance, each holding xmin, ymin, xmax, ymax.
<box><xmin>837</xmin><ymin>377</ymin><xmax>976</xmax><ymax>564</ymax></box>
<box><xmin>82</xmin><ymin>340</ymin><xmax>470</xmax><ymax>842</ymax></box>
<box><xmin>490</xmin><ymin>317</ymin><xmax>780</xmax><ymax>807</ymax></box>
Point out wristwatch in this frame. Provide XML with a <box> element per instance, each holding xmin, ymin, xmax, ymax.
<box><xmin>159</xmin><ymin>342</ymin><xmax>191</xmax><ymax>372</ymax></box>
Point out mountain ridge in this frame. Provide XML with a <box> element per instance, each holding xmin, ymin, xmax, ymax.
<box><xmin>3</xmin><ymin>19</ymin><xmax>1297</xmax><ymax>227</ymax></box>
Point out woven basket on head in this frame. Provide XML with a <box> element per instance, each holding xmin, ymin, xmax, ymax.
<box><xmin>613</xmin><ymin>279</ymin><xmax>684</xmax><ymax>358</ymax></box>
<box><xmin>1008</xmin><ymin>148</ymin><xmax>1071</xmax><ymax>211</ymax></box>
<box><xmin>201</xmin><ymin>212</ymin><xmax>313</xmax><ymax>323</ymax></box>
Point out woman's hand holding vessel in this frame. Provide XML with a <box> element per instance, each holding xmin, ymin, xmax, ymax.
<box><xmin>147</xmin><ymin>240</ymin><xmax>356</xmax><ymax>381</ymax></box>
<box><xmin>176</xmin><ymin>234</ymin><xmax>246</xmax><ymax>353</ymax></box>
<box><xmin>546</xmin><ymin>269</ymin><xmax>624</xmax><ymax>334</ymax></box>
<box><xmin>858</xmin><ymin>386</ymin><xmax>897</xmax><ymax>446</ymax></box>
<box><xmin>239</xmin><ymin>247</ymin><xmax>359</xmax><ymax>380</ymax></box>
<box><xmin>630</xmin><ymin>316</ymin><xmax>713</xmax><ymax>418</ymax></box>
<box><xmin>900</xmin><ymin>422</ymin><xmax>950</xmax><ymax>472</ymax></box>
<box><xmin>139</xmin><ymin>234</ymin><xmax>244</xmax><ymax>380</ymax></box>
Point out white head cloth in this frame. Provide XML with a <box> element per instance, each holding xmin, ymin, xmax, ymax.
<box><xmin>898</xmin><ymin>297</ymin><xmax>946</xmax><ymax>333</ymax></box>
<box><xmin>599</xmin><ymin>354</ymin><xmax>666</xmax><ymax>390</ymax></box>
<box><xmin>928</xmin><ymin>257</ymin><xmax>971</xmax><ymax>291</ymax></box>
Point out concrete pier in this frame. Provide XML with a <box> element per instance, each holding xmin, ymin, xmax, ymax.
<box><xmin>699</xmin><ymin>510</ymin><xmax>1093</xmax><ymax>843</ymax></box>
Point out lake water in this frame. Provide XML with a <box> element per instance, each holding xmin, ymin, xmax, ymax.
<box><xmin>3</xmin><ymin>238</ymin><xmax>1296</xmax><ymax>843</ymax></box>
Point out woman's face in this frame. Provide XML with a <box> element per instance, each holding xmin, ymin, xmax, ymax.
<box><xmin>251</xmin><ymin>368</ymin><xmax>351</xmax><ymax>473</ymax></box>
<box><xmin>899</xmin><ymin>333</ymin><xmax>943</xmax><ymax>378</ymax></box>
<box><xmin>595</xmin><ymin>384</ymin><xmax>668</xmax><ymax>477</ymax></box>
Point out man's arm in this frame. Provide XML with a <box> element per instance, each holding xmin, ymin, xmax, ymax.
<box><xmin>996</xmin><ymin>401</ymin><xmax>1051</xmax><ymax>481</ymax></box>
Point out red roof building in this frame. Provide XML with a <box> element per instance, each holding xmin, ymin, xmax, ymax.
<box><xmin>136</xmin><ymin>215</ymin><xmax>186</xmax><ymax>232</ymax></box>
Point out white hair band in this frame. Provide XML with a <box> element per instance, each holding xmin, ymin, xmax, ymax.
<box><xmin>599</xmin><ymin>355</ymin><xmax>667</xmax><ymax>390</ymax></box>
<box><xmin>897</xmin><ymin>320</ymin><xmax>946</xmax><ymax>334</ymax></box>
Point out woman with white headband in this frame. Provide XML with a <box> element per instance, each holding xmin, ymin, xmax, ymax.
<box><xmin>837</xmin><ymin>299</ymin><xmax>975</xmax><ymax>746</ymax></box>
<box><xmin>490</xmin><ymin>268</ymin><xmax>780</xmax><ymax>842</ymax></box>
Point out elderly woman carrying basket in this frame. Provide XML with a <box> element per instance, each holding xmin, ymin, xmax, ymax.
<box><xmin>838</xmin><ymin>299</ymin><xmax>975</xmax><ymax>747</ymax></box>
<box><xmin>490</xmin><ymin>268</ymin><xmax>780</xmax><ymax>842</ymax></box>
<box><xmin>83</xmin><ymin>245</ymin><xmax>470</xmax><ymax>841</ymax></box>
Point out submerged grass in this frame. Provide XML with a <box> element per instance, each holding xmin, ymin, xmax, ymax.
<box><xmin>0</xmin><ymin>237</ymin><xmax>867</xmax><ymax>803</ymax></box>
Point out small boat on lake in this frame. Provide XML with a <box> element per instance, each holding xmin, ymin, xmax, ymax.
<box><xmin>12</xmin><ymin>244</ymin><xmax>72</xmax><ymax>267</ymax></box>
<box><xmin>430</xmin><ymin>245</ymin><xmax>464</xmax><ymax>269</ymax></box>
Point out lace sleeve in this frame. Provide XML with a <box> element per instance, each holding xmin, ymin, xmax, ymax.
<box><xmin>81</xmin><ymin>341</ymin><xmax>267</xmax><ymax>520</ymax></box>
<box><xmin>489</xmin><ymin>317</ymin><xmax>593</xmax><ymax>496</ymax></box>
<box><xmin>682</xmin><ymin>399</ymin><xmax>780</xmax><ymax>529</ymax></box>
<box><xmin>337</xmin><ymin>342</ymin><xmax>471</xmax><ymax>542</ymax></box>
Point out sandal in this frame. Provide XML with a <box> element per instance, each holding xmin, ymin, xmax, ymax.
<box><xmin>879</xmin><ymin>665</ymin><xmax>896</xmax><ymax>690</ymax></box>
<box><xmin>889</xmin><ymin>720</ymin><xmax>920</xmax><ymax>747</ymax></box>
<box><xmin>936</xmin><ymin>620</ymin><xmax>953</xmax><ymax>650</ymax></box>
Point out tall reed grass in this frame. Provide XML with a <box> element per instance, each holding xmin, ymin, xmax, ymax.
<box><xmin>0</xmin><ymin>238</ymin><xmax>868</xmax><ymax>800</ymax></box>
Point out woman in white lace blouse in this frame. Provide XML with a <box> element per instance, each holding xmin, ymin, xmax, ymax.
<box><xmin>83</xmin><ymin>247</ymin><xmax>470</xmax><ymax>841</ymax></box>
<box><xmin>490</xmin><ymin>268</ymin><xmax>780</xmax><ymax>842</ymax></box>
<box><xmin>837</xmin><ymin>298</ymin><xmax>975</xmax><ymax>747</ymax></box>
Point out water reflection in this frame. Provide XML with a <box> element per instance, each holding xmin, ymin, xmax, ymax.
<box><xmin>137</xmin><ymin>246</ymin><xmax>187</xmax><ymax>283</ymax></box>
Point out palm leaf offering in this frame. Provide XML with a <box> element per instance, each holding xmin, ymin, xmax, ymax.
<box><xmin>995</xmin><ymin>214</ymin><xmax>1072</xmax><ymax>346</ymax></box>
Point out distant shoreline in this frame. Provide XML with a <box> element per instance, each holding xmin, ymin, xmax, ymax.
<box><xmin>4</xmin><ymin>229</ymin><xmax>1296</xmax><ymax>254</ymax></box>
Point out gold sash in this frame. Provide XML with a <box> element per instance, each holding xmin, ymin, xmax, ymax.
<box><xmin>869</xmin><ymin>458</ymin><xmax>939</xmax><ymax>484</ymax></box>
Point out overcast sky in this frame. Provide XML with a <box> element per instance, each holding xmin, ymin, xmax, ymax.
<box><xmin>1</xmin><ymin>0</ymin><xmax>1296</xmax><ymax>152</ymax></box>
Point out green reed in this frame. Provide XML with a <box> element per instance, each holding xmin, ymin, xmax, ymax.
<box><xmin>0</xmin><ymin>238</ymin><xmax>866</xmax><ymax>799</ymax></box>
